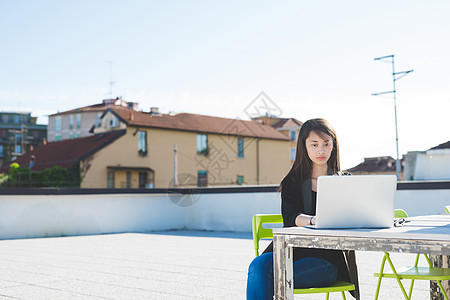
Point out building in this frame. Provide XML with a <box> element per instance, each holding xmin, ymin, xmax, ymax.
<box><xmin>89</xmin><ymin>107</ymin><xmax>293</xmax><ymax>188</ymax></box>
<box><xmin>252</xmin><ymin>116</ymin><xmax>303</xmax><ymax>163</ymax></box>
<box><xmin>0</xmin><ymin>130</ymin><xmax>126</xmax><ymax>187</ymax></box>
<box><xmin>346</xmin><ymin>156</ymin><xmax>400</xmax><ymax>176</ymax></box>
<box><xmin>403</xmin><ymin>141</ymin><xmax>450</xmax><ymax>181</ymax></box>
<box><xmin>47</xmin><ymin>97</ymin><xmax>138</xmax><ymax>142</ymax></box>
<box><xmin>3</xmin><ymin>108</ymin><xmax>294</xmax><ymax>188</ymax></box>
<box><xmin>0</xmin><ymin>112</ymin><xmax>47</xmax><ymax>168</ymax></box>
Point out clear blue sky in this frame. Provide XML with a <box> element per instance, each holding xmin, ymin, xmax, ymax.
<box><xmin>1</xmin><ymin>0</ymin><xmax>449</xmax><ymax>169</ymax></box>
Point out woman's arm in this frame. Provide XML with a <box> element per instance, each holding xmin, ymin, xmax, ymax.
<box><xmin>281</xmin><ymin>180</ymin><xmax>301</xmax><ymax>227</ymax></box>
<box><xmin>281</xmin><ymin>176</ymin><xmax>316</xmax><ymax>227</ymax></box>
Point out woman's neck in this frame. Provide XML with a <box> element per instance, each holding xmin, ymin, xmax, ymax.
<box><xmin>311</xmin><ymin>164</ymin><xmax>328</xmax><ymax>179</ymax></box>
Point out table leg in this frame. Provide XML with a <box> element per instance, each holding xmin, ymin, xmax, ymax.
<box><xmin>274</xmin><ymin>234</ymin><xmax>294</xmax><ymax>300</ymax></box>
<box><xmin>430</xmin><ymin>255</ymin><xmax>450</xmax><ymax>300</ymax></box>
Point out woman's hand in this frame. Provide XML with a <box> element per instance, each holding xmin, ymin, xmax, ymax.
<box><xmin>295</xmin><ymin>214</ymin><xmax>316</xmax><ymax>227</ymax></box>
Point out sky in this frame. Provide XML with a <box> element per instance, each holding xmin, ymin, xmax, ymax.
<box><xmin>1</xmin><ymin>0</ymin><xmax>449</xmax><ymax>170</ymax></box>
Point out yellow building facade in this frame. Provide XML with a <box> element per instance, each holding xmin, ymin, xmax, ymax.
<box><xmin>82</xmin><ymin>108</ymin><xmax>293</xmax><ymax>188</ymax></box>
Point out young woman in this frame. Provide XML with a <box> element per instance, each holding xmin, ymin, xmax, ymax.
<box><xmin>246</xmin><ymin>118</ymin><xmax>360</xmax><ymax>300</ymax></box>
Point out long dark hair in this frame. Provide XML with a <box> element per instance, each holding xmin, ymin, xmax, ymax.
<box><xmin>280</xmin><ymin>118</ymin><xmax>340</xmax><ymax>189</ymax></box>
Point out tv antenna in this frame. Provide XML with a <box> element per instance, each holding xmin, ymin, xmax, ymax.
<box><xmin>372</xmin><ymin>54</ymin><xmax>413</xmax><ymax>180</ymax></box>
<box><xmin>108</xmin><ymin>61</ymin><xmax>115</xmax><ymax>98</ymax></box>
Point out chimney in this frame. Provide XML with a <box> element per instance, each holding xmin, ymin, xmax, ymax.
<box><xmin>150</xmin><ymin>107</ymin><xmax>159</xmax><ymax>115</ymax></box>
<box><xmin>127</xmin><ymin>102</ymin><xmax>138</xmax><ymax>110</ymax></box>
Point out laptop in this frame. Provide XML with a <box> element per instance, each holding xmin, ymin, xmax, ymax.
<box><xmin>311</xmin><ymin>175</ymin><xmax>397</xmax><ymax>229</ymax></box>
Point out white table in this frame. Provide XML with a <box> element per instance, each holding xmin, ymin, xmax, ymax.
<box><xmin>273</xmin><ymin>215</ymin><xmax>450</xmax><ymax>300</ymax></box>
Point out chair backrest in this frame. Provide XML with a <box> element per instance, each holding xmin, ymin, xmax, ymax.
<box><xmin>445</xmin><ymin>206</ymin><xmax>450</xmax><ymax>214</ymax></box>
<box><xmin>252</xmin><ymin>214</ymin><xmax>283</xmax><ymax>257</ymax></box>
<box><xmin>395</xmin><ymin>209</ymin><xmax>408</xmax><ymax>218</ymax></box>
<box><xmin>395</xmin><ymin>209</ymin><xmax>437</xmax><ymax>267</ymax></box>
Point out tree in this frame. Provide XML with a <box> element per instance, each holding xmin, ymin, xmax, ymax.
<box><xmin>6</xmin><ymin>164</ymin><xmax>80</xmax><ymax>188</ymax></box>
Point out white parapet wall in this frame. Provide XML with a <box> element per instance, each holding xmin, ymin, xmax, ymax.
<box><xmin>396</xmin><ymin>189</ymin><xmax>450</xmax><ymax>217</ymax></box>
<box><xmin>0</xmin><ymin>184</ymin><xmax>449</xmax><ymax>239</ymax></box>
<box><xmin>185</xmin><ymin>191</ymin><xmax>281</xmax><ymax>232</ymax></box>
<box><xmin>0</xmin><ymin>193</ymin><xmax>186</xmax><ymax>239</ymax></box>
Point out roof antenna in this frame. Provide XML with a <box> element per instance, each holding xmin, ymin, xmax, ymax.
<box><xmin>372</xmin><ymin>54</ymin><xmax>413</xmax><ymax>181</ymax></box>
<box><xmin>108</xmin><ymin>61</ymin><xmax>115</xmax><ymax>98</ymax></box>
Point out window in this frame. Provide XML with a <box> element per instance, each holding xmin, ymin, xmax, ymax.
<box><xmin>139</xmin><ymin>172</ymin><xmax>147</xmax><ymax>188</ymax></box>
<box><xmin>14</xmin><ymin>133</ymin><xmax>22</xmax><ymax>154</ymax></box>
<box><xmin>15</xmin><ymin>133</ymin><xmax>21</xmax><ymax>147</ymax></box>
<box><xmin>76</xmin><ymin>132</ymin><xmax>81</xmax><ymax>138</ymax></box>
<box><xmin>197</xmin><ymin>134</ymin><xmax>208</xmax><ymax>156</ymax></box>
<box><xmin>110</xmin><ymin>116</ymin><xmax>119</xmax><ymax>128</ymax></box>
<box><xmin>290</xmin><ymin>130</ymin><xmax>297</xmax><ymax>141</ymax></box>
<box><xmin>15</xmin><ymin>144</ymin><xmax>21</xmax><ymax>154</ymax></box>
<box><xmin>0</xmin><ymin>145</ymin><xmax>3</xmax><ymax>155</ymax></box>
<box><xmin>69</xmin><ymin>132</ymin><xmax>73</xmax><ymax>139</ymax></box>
<box><xmin>55</xmin><ymin>116</ymin><xmax>62</xmax><ymax>132</ymax></box>
<box><xmin>22</xmin><ymin>115</ymin><xmax>28</xmax><ymax>123</ymax></box>
<box><xmin>237</xmin><ymin>137</ymin><xmax>244</xmax><ymax>158</ymax></box>
<box><xmin>69</xmin><ymin>115</ymin><xmax>74</xmax><ymax>130</ymax></box>
<box><xmin>33</xmin><ymin>130</ymin><xmax>39</xmax><ymax>139</ymax></box>
<box><xmin>13</xmin><ymin>115</ymin><xmax>20</xmax><ymax>123</ymax></box>
<box><xmin>107</xmin><ymin>171</ymin><xmax>115</xmax><ymax>188</ymax></box>
<box><xmin>55</xmin><ymin>135</ymin><xmax>62</xmax><ymax>141</ymax></box>
<box><xmin>95</xmin><ymin>113</ymin><xmax>102</xmax><ymax>128</ymax></box>
<box><xmin>198</xmin><ymin>171</ymin><xmax>208</xmax><ymax>187</ymax></box>
<box><xmin>76</xmin><ymin>114</ymin><xmax>81</xmax><ymax>129</ymax></box>
<box><xmin>237</xmin><ymin>175</ymin><xmax>244</xmax><ymax>185</ymax></box>
<box><xmin>2</xmin><ymin>115</ymin><xmax>8</xmax><ymax>123</ymax></box>
<box><xmin>290</xmin><ymin>147</ymin><xmax>296</xmax><ymax>161</ymax></box>
<box><xmin>126</xmin><ymin>171</ymin><xmax>131</xmax><ymax>188</ymax></box>
<box><xmin>0</xmin><ymin>129</ymin><xmax>3</xmax><ymax>138</ymax></box>
<box><xmin>147</xmin><ymin>171</ymin><xmax>155</xmax><ymax>188</ymax></box>
<box><xmin>138</xmin><ymin>131</ymin><xmax>147</xmax><ymax>155</ymax></box>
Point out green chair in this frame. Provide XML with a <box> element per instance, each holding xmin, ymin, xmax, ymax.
<box><xmin>252</xmin><ymin>214</ymin><xmax>355</xmax><ymax>299</ymax></box>
<box><xmin>394</xmin><ymin>208</ymin><xmax>408</xmax><ymax>218</ymax></box>
<box><xmin>445</xmin><ymin>206</ymin><xmax>450</xmax><ymax>214</ymax></box>
<box><xmin>374</xmin><ymin>209</ymin><xmax>450</xmax><ymax>300</ymax></box>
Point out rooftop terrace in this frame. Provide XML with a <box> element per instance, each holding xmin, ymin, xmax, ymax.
<box><xmin>1</xmin><ymin>182</ymin><xmax>448</xmax><ymax>299</ymax></box>
<box><xmin>0</xmin><ymin>230</ymin><xmax>429</xmax><ymax>299</ymax></box>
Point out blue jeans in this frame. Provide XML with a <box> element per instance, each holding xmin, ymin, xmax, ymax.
<box><xmin>246</xmin><ymin>252</ymin><xmax>338</xmax><ymax>300</ymax></box>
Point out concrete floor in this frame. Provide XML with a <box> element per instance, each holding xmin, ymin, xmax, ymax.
<box><xmin>0</xmin><ymin>231</ymin><xmax>431</xmax><ymax>299</ymax></box>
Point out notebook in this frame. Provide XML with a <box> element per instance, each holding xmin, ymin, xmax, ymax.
<box><xmin>311</xmin><ymin>175</ymin><xmax>397</xmax><ymax>229</ymax></box>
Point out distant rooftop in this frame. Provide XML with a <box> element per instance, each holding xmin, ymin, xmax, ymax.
<box><xmin>429</xmin><ymin>141</ymin><xmax>450</xmax><ymax>150</ymax></box>
<box><xmin>49</xmin><ymin>97</ymin><xmax>138</xmax><ymax>116</ymax></box>
<box><xmin>251</xmin><ymin>116</ymin><xmax>303</xmax><ymax>129</ymax></box>
<box><xmin>271</xmin><ymin>118</ymin><xmax>303</xmax><ymax>129</ymax></box>
<box><xmin>346</xmin><ymin>156</ymin><xmax>398</xmax><ymax>173</ymax></box>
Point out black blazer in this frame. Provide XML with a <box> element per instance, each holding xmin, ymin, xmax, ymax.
<box><xmin>264</xmin><ymin>173</ymin><xmax>360</xmax><ymax>299</ymax></box>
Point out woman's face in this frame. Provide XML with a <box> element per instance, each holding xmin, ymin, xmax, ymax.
<box><xmin>305</xmin><ymin>131</ymin><xmax>333</xmax><ymax>167</ymax></box>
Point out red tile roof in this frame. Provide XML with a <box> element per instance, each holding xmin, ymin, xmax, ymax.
<box><xmin>109</xmin><ymin>107</ymin><xmax>290</xmax><ymax>141</ymax></box>
<box><xmin>0</xmin><ymin>130</ymin><xmax>125</xmax><ymax>172</ymax></box>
